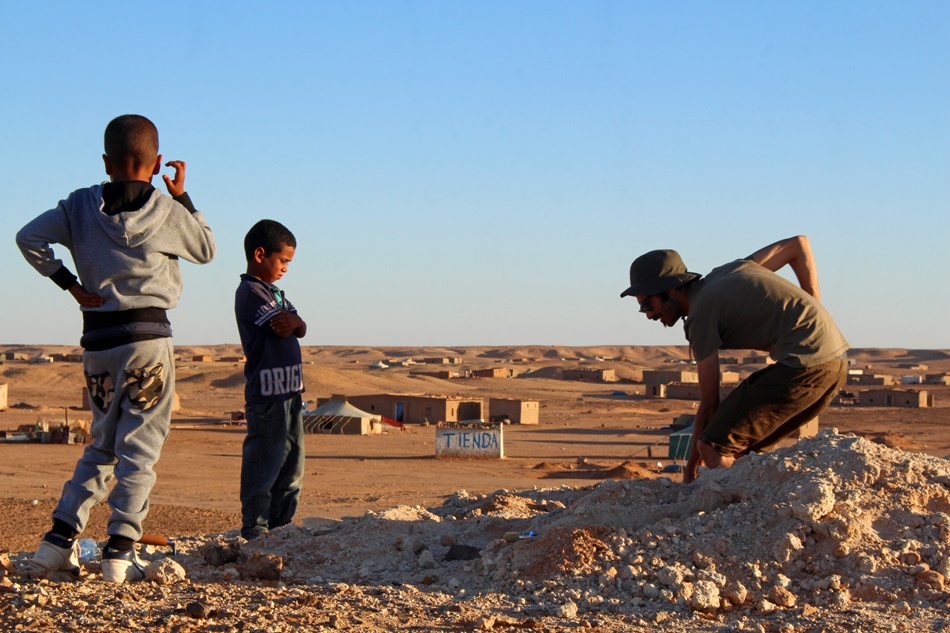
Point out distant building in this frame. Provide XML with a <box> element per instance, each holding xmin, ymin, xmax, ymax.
<box><xmin>192</xmin><ymin>355</ymin><xmax>212</xmax><ymax>362</ymax></box>
<box><xmin>563</xmin><ymin>368</ymin><xmax>616</xmax><ymax>382</ymax></box>
<box><xmin>489</xmin><ymin>397</ymin><xmax>540</xmax><ymax>425</ymax></box>
<box><xmin>411</xmin><ymin>370</ymin><xmax>458</xmax><ymax>380</ymax></box>
<box><xmin>473</xmin><ymin>368</ymin><xmax>517</xmax><ymax>378</ymax></box>
<box><xmin>857</xmin><ymin>389</ymin><xmax>934</xmax><ymax>408</ymax></box>
<box><xmin>421</xmin><ymin>357</ymin><xmax>462</xmax><ymax>365</ymax></box>
<box><xmin>0</xmin><ymin>383</ymin><xmax>7</xmax><ymax>410</ymax></box>
<box><xmin>664</xmin><ymin>382</ymin><xmax>737</xmax><ymax>401</ymax></box>
<box><xmin>327</xmin><ymin>393</ymin><xmax>484</xmax><ymax>424</ymax></box>
<box><xmin>925</xmin><ymin>373</ymin><xmax>950</xmax><ymax>386</ymax></box>
<box><xmin>898</xmin><ymin>364</ymin><xmax>928</xmax><ymax>371</ymax></box>
<box><xmin>642</xmin><ymin>369</ymin><xmax>698</xmax><ymax>385</ymax></box>
<box><xmin>848</xmin><ymin>374</ymin><xmax>897</xmax><ymax>386</ymax></box>
<box><xmin>646</xmin><ymin>384</ymin><xmax>666</xmax><ymax>398</ymax></box>
<box><xmin>644</xmin><ymin>368</ymin><xmax>735</xmax><ymax>384</ymax></box>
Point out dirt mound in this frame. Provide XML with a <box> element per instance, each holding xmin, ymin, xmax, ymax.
<box><xmin>210</xmin><ymin>373</ymin><xmax>246</xmax><ymax>389</ymax></box>
<box><xmin>6</xmin><ymin>431</ymin><xmax>950</xmax><ymax>631</ymax></box>
<box><xmin>856</xmin><ymin>431</ymin><xmax>920</xmax><ymax>450</ymax></box>
<box><xmin>601</xmin><ymin>460</ymin><xmax>656</xmax><ymax>480</ymax></box>
<box><xmin>848</xmin><ymin>347</ymin><xmax>950</xmax><ymax>362</ymax></box>
<box><xmin>534</xmin><ymin>459</ymin><xmax>657</xmax><ymax>481</ymax></box>
<box><xmin>517</xmin><ymin>366</ymin><xmax>564</xmax><ymax>379</ymax></box>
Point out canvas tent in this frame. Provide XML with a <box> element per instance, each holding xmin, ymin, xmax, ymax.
<box><xmin>304</xmin><ymin>398</ymin><xmax>382</xmax><ymax>435</ymax></box>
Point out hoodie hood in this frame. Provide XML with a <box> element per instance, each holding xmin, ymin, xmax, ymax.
<box><xmin>92</xmin><ymin>182</ymin><xmax>174</xmax><ymax>249</ymax></box>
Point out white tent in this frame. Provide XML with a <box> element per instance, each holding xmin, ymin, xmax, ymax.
<box><xmin>303</xmin><ymin>398</ymin><xmax>382</xmax><ymax>435</ymax></box>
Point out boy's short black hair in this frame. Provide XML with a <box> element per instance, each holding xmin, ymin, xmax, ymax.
<box><xmin>104</xmin><ymin>114</ymin><xmax>159</xmax><ymax>168</ymax></box>
<box><xmin>244</xmin><ymin>219</ymin><xmax>297</xmax><ymax>261</ymax></box>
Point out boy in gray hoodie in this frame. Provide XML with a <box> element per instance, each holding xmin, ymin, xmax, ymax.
<box><xmin>16</xmin><ymin>114</ymin><xmax>216</xmax><ymax>583</ymax></box>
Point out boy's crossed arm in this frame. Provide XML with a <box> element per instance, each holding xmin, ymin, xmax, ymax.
<box><xmin>270</xmin><ymin>310</ymin><xmax>306</xmax><ymax>338</ymax></box>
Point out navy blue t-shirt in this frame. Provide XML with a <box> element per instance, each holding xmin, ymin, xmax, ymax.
<box><xmin>234</xmin><ymin>274</ymin><xmax>304</xmax><ymax>404</ymax></box>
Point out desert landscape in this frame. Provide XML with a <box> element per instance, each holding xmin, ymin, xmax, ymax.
<box><xmin>2</xmin><ymin>344</ymin><xmax>950</xmax><ymax>631</ymax></box>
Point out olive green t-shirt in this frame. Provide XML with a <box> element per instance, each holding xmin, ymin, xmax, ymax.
<box><xmin>684</xmin><ymin>259</ymin><xmax>849</xmax><ymax>368</ymax></box>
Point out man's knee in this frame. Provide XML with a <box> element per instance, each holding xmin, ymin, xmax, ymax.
<box><xmin>697</xmin><ymin>439</ymin><xmax>735</xmax><ymax>470</ymax></box>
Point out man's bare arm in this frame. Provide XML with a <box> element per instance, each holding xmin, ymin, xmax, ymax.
<box><xmin>685</xmin><ymin>351</ymin><xmax>721</xmax><ymax>483</ymax></box>
<box><xmin>748</xmin><ymin>235</ymin><xmax>821</xmax><ymax>301</ymax></box>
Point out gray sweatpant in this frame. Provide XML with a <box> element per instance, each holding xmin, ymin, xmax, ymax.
<box><xmin>53</xmin><ymin>337</ymin><xmax>175</xmax><ymax>541</ymax></box>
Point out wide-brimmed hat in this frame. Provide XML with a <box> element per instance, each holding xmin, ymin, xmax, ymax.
<box><xmin>619</xmin><ymin>249</ymin><xmax>700</xmax><ymax>298</ymax></box>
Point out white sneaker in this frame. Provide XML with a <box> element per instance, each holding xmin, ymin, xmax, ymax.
<box><xmin>101</xmin><ymin>547</ymin><xmax>148</xmax><ymax>583</ymax></box>
<box><xmin>33</xmin><ymin>533</ymin><xmax>80</xmax><ymax>577</ymax></box>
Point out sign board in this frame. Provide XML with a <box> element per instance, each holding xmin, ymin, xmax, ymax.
<box><xmin>435</xmin><ymin>423</ymin><xmax>504</xmax><ymax>459</ymax></box>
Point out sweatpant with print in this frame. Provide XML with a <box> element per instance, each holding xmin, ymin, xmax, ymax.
<box><xmin>53</xmin><ymin>337</ymin><xmax>175</xmax><ymax>541</ymax></box>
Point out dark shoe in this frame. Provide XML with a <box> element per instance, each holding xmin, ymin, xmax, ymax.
<box><xmin>101</xmin><ymin>547</ymin><xmax>147</xmax><ymax>583</ymax></box>
<box><xmin>241</xmin><ymin>527</ymin><xmax>268</xmax><ymax>541</ymax></box>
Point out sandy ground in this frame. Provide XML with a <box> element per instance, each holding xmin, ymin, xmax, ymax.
<box><xmin>1</xmin><ymin>345</ymin><xmax>949</xmax><ymax>631</ymax></box>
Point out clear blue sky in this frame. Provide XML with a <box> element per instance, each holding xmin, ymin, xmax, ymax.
<box><xmin>2</xmin><ymin>1</ymin><xmax>947</xmax><ymax>348</ymax></box>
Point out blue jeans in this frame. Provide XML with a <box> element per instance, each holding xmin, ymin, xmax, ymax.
<box><xmin>240</xmin><ymin>393</ymin><xmax>305</xmax><ymax>539</ymax></box>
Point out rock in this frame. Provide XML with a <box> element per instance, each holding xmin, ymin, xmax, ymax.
<box><xmin>723</xmin><ymin>581</ymin><xmax>748</xmax><ymax>605</ymax></box>
<box><xmin>186</xmin><ymin>601</ymin><xmax>212</xmax><ymax>619</ymax></box>
<box><xmin>657</xmin><ymin>563</ymin><xmax>688</xmax><ymax>586</ymax></box>
<box><xmin>768</xmin><ymin>585</ymin><xmax>797</xmax><ymax>608</ymax></box>
<box><xmin>240</xmin><ymin>553</ymin><xmax>283</xmax><ymax>581</ymax></box>
<box><xmin>440</xmin><ymin>534</ymin><xmax>457</xmax><ymax>547</ymax></box>
<box><xmin>202</xmin><ymin>543</ymin><xmax>242</xmax><ymax>567</ymax></box>
<box><xmin>47</xmin><ymin>570</ymin><xmax>79</xmax><ymax>584</ymax></box>
<box><xmin>690</xmin><ymin>580</ymin><xmax>720</xmax><ymax>612</ymax></box>
<box><xmin>917</xmin><ymin>570</ymin><xmax>945</xmax><ymax>591</ymax></box>
<box><xmin>554</xmin><ymin>601</ymin><xmax>578</xmax><ymax>618</ymax></box>
<box><xmin>396</xmin><ymin>535</ymin><xmax>424</xmax><ymax>554</ymax></box>
<box><xmin>146</xmin><ymin>558</ymin><xmax>187</xmax><ymax>585</ymax></box>
<box><xmin>0</xmin><ymin>553</ymin><xmax>16</xmax><ymax>575</ymax></box>
<box><xmin>443</xmin><ymin>544</ymin><xmax>480</xmax><ymax>561</ymax></box>
<box><xmin>418</xmin><ymin>550</ymin><xmax>436</xmax><ymax>568</ymax></box>
<box><xmin>774</xmin><ymin>533</ymin><xmax>803</xmax><ymax>562</ymax></box>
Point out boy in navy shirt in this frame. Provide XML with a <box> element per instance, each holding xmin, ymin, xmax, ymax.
<box><xmin>235</xmin><ymin>220</ymin><xmax>307</xmax><ymax>540</ymax></box>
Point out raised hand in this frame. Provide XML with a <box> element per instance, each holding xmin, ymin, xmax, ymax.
<box><xmin>162</xmin><ymin>160</ymin><xmax>187</xmax><ymax>197</ymax></box>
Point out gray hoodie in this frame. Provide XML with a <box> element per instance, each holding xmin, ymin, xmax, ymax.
<box><xmin>17</xmin><ymin>183</ymin><xmax>216</xmax><ymax>313</ymax></box>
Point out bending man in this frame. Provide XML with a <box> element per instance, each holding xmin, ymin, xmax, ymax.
<box><xmin>621</xmin><ymin>236</ymin><xmax>849</xmax><ymax>483</ymax></box>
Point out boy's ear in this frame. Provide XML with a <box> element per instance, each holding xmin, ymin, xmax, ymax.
<box><xmin>152</xmin><ymin>154</ymin><xmax>163</xmax><ymax>176</ymax></box>
<box><xmin>253</xmin><ymin>246</ymin><xmax>267</xmax><ymax>263</ymax></box>
<box><xmin>102</xmin><ymin>154</ymin><xmax>113</xmax><ymax>176</ymax></box>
